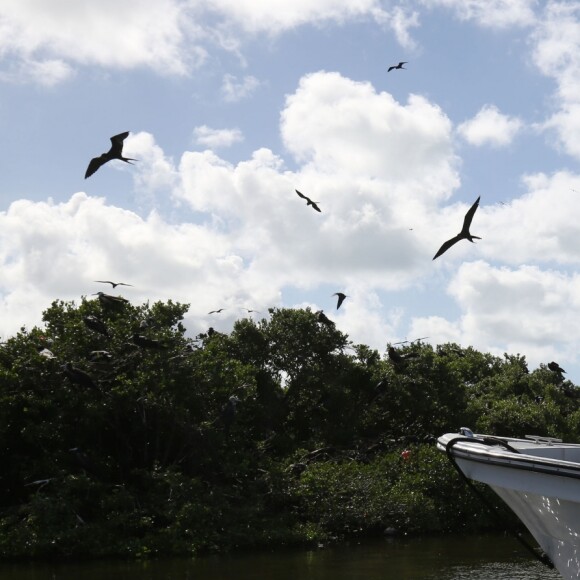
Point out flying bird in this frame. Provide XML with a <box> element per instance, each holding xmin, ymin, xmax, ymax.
<box><xmin>296</xmin><ymin>190</ymin><xmax>321</xmax><ymax>213</ymax></box>
<box><xmin>85</xmin><ymin>132</ymin><xmax>136</xmax><ymax>179</ymax></box>
<box><xmin>94</xmin><ymin>280</ymin><xmax>133</xmax><ymax>288</ymax></box>
<box><xmin>433</xmin><ymin>196</ymin><xmax>481</xmax><ymax>260</ymax></box>
<box><xmin>333</xmin><ymin>292</ymin><xmax>348</xmax><ymax>310</ymax></box>
<box><xmin>388</xmin><ymin>61</ymin><xmax>407</xmax><ymax>72</ymax></box>
<box><xmin>208</xmin><ymin>308</ymin><xmax>225</xmax><ymax>314</ymax></box>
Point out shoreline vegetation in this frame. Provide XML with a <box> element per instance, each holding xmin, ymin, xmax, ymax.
<box><xmin>1</xmin><ymin>299</ymin><xmax>578</xmax><ymax>559</ymax></box>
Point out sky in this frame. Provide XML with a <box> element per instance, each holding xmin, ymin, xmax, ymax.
<box><xmin>2</xmin><ymin>0</ymin><xmax>580</xmax><ymax>383</ymax></box>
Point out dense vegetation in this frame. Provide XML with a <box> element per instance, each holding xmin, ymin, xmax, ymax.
<box><xmin>0</xmin><ymin>298</ymin><xmax>578</xmax><ymax>559</ymax></box>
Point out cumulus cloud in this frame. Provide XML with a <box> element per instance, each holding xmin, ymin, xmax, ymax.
<box><xmin>0</xmin><ymin>0</ymin><xmax>203</xmax><ymax>82</ymax></box>
<box><xmin>424</xmin><ymin>0</ymin><xmax>537</xmax><ymax>28</ymax></box>
<box><xmin>410</xmin><ymin>260</ymin><xmax>580</xmax><ymax>367</ymax></box>
<box><xmin>457</xmin><ymin>105</ymin><xmax>523</xmax><ymax>147</ymax></box>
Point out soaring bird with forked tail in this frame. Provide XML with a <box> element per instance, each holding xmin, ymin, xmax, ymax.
<box><xmin>85</xmin><ymin>132</ymin><xmax>136</xmax><ymax>179</ymax></box>
<box><xmin>433</xmin><ymin>196</ymin><xmax>481</xmax><ymax>260</ymax></box>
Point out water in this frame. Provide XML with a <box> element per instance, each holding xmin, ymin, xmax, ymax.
<box><xmin>0</xmin><ymin>534</ymin><xmax>561</xmax><ymax>580</ymax></box>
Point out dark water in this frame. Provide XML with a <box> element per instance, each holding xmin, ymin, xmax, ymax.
<box><xmin>0</xmin><ymin>534</ymin><xmax>561</xmax><ymax>580</ymax></box>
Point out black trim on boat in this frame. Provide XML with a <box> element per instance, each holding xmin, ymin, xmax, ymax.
<box><xmin>445</xmin><ymin>436</ymin><xmax>554</xmax><ymax>570</ymax></box>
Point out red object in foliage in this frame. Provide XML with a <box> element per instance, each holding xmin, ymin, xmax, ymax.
<box><xmin>401</xmin><ymin>449</ymin><xmax>411</xmax><ymax>461</ymax></box>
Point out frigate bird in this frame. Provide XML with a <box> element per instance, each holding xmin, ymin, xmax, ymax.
<box><xmin>93</xmin><ymin>291</ymin><xmax>129</xmax><ymax>309</ymax></box>
<box><xmin>433</xmin><ymin>196</ymin><xmax>481</xmax><ymax>260</ymax></box>
<box><xmin>94</xmin><ymin>280</ymin><xmax>133</xmax><ymax>288</ymax></box>
<box><xmin>316</xmin><ymin>310</ymin><xmax>334</xmax><ymax>327</ymax></box>
<box><xmin>85</xmin><ymin>132</ymin><xmax>136</xmax><ymax>179</ymax></box>
<box><xmin>333</xmin><ymin>292</ymin><xmax>348</xmax><ymax>310</ymax></box>
<box><xmin>388</xmin><ymin>61</ymin><xmax>407</xmax><ymax>72</ymax></box>
<box><xmin>63</xmin><ymin>362</ymin><xmax>98</xmax><ymax>389</ymax></box>
<box><xmin>296</xmin><ymin>190</ymin><xmax>321</xmax><ymax>212</ymax></box>
<box><xmin>208</xmin><ymin>308</ymin><xmax>225</xmax><ymax>314</ymax></box>
<box><xmin>217</xmin><ymin>395</ymin><xmax>241</xmax><ymax>433</ymax></box>
<box><xmin>548</xmin><ymin>361</ymin><xmax>566</xmax><ymax>374</ymax></box>
<box><xmin>132</xmin><ymin>334</ymin><xmax>168</xmax><ymax>349</ymax></box>
<box><xmin>83</xmin><ymin>315</ymin><xmax>109</xmax><ymax>338</ymax></box>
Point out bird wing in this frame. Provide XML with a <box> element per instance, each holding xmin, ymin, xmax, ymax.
<box><xmin>85</xmin><ymin>155</ymin><xmax>108</xmax><ymax>179</ymax></box>
<box><xmin>296</xmin><ymin>189</ymin><xmax>307</xmax><ymax>200</ymax></box>
<box><xmin>334</xmin><ymin>293</ymin><xmax>346</xmax><ymax>309</ymax></box>
<box><xmin>433</xmin><ymin>234</ymin><xmax>462</xmax><ymax>260</ymax></box>
<box><xmin>399</xmin><ymin>62</ymin><xmax>408</xmax><ymax>66</ymax></box>
<box><xmin>109</xmin><ymin>132</ymin><xmax>130</xmax><ymax>156</ymax></box>
<box><xmin>387</xmin><ymin>66</ymin><xmax>395</xmax><ymax>72</ymax></box>
<box><xmin>461</xmin><ymin>196</ymin><xmax>480</xmax><ymax>235</ymax></box>
<box><xmin>310</xmin><ymin>201</ymin><xmax>322</xmax><ymax>212</ymax></box>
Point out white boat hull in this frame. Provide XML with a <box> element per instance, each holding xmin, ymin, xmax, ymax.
<box><xmin>438</xmin><ymin>432</ymin><xmax>580</xmax><ymax>580</ymax></box>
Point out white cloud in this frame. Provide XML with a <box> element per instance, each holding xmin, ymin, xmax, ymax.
<box><xmin>457</xmin><ymin>105</ymin><xmax>523</xmax><ymax>147</ymax></box>
<box><xmin>424</xmin><ymin>0</ymin><xmax>537</xmax><ymax>28</ymax></box>
<box><xmin>410</xmin><ymin>260</ymin><xmax>580</xmax><ymax>367</ymax></box>
<box><xmin>221</xmin><ymin>74</ymin><xmax>261</xmax><ymax>102</ymax></box>
<box><xmin>194</xmin><ymin>125</ymin><xmax>244</xmax><ymax>149</ymax></box>
<box><xmin>0</xmin><ymin>58</ymin><xmax>74</xmax><ymax>86</ymax></box>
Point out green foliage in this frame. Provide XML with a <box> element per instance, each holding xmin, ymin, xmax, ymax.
<box><xmin>0</xmin><ymin>301</ymin><xmax>578</xmax><ymax>558</ymax></box>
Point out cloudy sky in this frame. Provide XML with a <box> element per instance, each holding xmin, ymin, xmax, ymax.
<box><xmin>2</xmin><ymin>0</ymin><xmax>580</xmax><ymax>382</ymax></box>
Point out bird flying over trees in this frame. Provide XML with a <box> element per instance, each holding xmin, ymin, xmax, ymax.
<box><xmin>296</xmin><ymin>189</ymin><xmax>321</xmax><ymax>212</ymax></box>
<box><xmin>433</xmin><ymin>196</ymin><xmax>481</xmax><ymax>260</ymax></box>
<box><xmin>208</xmin><ymin>308</ymin><xmax>225</xmax><ymax>314</ymax></box>
<box><xmin>94</xmin><ymin>280</ymin><xmax>133</xmax><ymax>288</ymax></box>
<box><xmin>388</xmin><ymin>61</ymin><xmax>407</xmax><ymax>72</ymax></box>
<box><xmin>333</xmin><ymin>292</ymin><xmax>348</xmax><ymax>310</ymax></box>
<box><xmin>85</xmin><ymin>132</ymin><xmax>136</xmax><ymax>179</ymax></box>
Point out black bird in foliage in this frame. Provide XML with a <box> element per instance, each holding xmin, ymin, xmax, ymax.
<box><xmin>94</xmin><ymin>280</ymin><xmax>133</xmax><ymax>288</ymax></box>
<box><xmin>93</xmin><ymin>291</ymin><xmax>129</xmax><ymax>309</ymax></box>
<box><xmin>333</xmin><ymin>292</ymin><xmax>348</xmax><ymax>310</ymax></box>
<box><xmin>83</xmin><ymin>315</ymin><xmax>109</xmax><ymax>338</ymax></box>
<box><xmin>85</xmin><ymin>132</ymin><xmax>136</xmax><ymax>178</ymax></box>
<box><xmin>296</xmin><ymin>189</ymin><xmax>321</xmax><ymax>212</ymax></box>
<box><xmin>433</xmin><ymin>196</ymin><xmax>481</xmax><ymax>260</ymax></box>
<box><xmin>132</xmin><ymin>333</ymin><xmax>168</xmax><ymax>349</ymax></box>
<box><xmin>388</xmin><ymin>61</ymin><xmax>407</xmax><ymax>72</ymax></box>
<box><xmin>63</xmin><ymin>362</ymin><xmax>98</xmax><ymax>389</ymax></box>
<box><xmin>388</xmin><ymin>346</ymin><xmax>418</xmax><ymax>365</ymax></box>
<box><xmin>316</xmin><ymin>310</ymin><xmax>335</xmax><ymax>327</ymax></box>
<box><xmin>548</xmin><ymin>361</ymin><xmax>566</xmax><ymax>374</ymax></box>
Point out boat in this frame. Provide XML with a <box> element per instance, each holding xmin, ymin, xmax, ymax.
<box><xmin>437</xmin><ymin>428</ymin><xmax>580</xmax><ymax>580</ymax></box>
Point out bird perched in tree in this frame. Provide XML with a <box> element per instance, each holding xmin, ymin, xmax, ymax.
<box><xmin>388</xmin><ymin>346</ymin><xmax>418</xmax><ymax>365</ymax></box>
<box><xmin>333</xmin><ymin>292</ymin><xmax>348</xmax><ymax>310</ymax></box>
<box><xmin>433</xmin><ymin>196</ymin><xmax>481</xmax><ymax>260</ymax></box>
<box><xmin>316</xmin><ymin>310</ymin><xmax>335</xmax><ymax>327</ymax></box>
<box><xmin>83</xmin><ymin>315</ymin><xmax>109</xmax><ymax>338</ymax></box>
<box><xmin>388</xmin><ymin>61</ymin><xmax>407</xmax><ymax>72</ymax></box>
<box><xmin>132</xmin><ymin>334</ymin><xmax>168</xmax><ymax>349</ymax></box>
<box><xmin>63</xmin><ymin>362</ymin><xmax>98</xmax><ymax>390</ymax></box>
<box><xmin>296</xmin><ymin>189</ymin><xmax>321</xmax><ymax>212</ymax></box>
<box><xmin>548</xmin><ymin>361</ymin><xmax>566</xmax><ymax>374</ymax></box>
<box><xmin>85</xmin><ymin>132</ymin><xmax>136</xmax><ymax>179</ymax></box>
<box><xmin>37</xmin><ymin>346</ymin><xmax>56</xmax><ymax>359</ymax></box>
<box><xmin>94</xmin><ymin>280</ymin><xmax>133</xmax><ymax>288</ymax></box>
<box><xmin>93</xmin><ymin>291</ymin><xmax>129</xmax><ymax>309</ymax></box>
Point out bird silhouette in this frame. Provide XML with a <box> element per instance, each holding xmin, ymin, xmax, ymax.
<box><xmin>388</xmin><ymin>61</ymin><xmax>407</xmax><ymax>72</ymax></box>
<box><xmin>316</xmin><ymin>310</ymin><xmax>335</xmax><ymax>327</ymax></box>
<box><xmin>548</xmin><ymin>361</ymin><xmax>566</xmax><ymax>374</ymax></box>
<box><xmin>85</xmin><ymin>132</ymin><xmax>136</xmax><ymax>179</ymax></box>
<box><xmin>433</xmin><ymin>196</ymin><xmax>481</xmax><ymax>260</ymax></box>
<box><xmin>333</xmin><ymin>292</ymin><xmax>348</xmax><ymax>310</ymax></box>
<box><xmin>83</xmin><ymin>315</ymin><xmax>109</xmax><ymax>338</ymax></box>
<box><xmin>132</xmin><ymin>334</ymin><xmax>168</xmax><ymax>349</ymax></box>
<box><xmin>208</xmin><ymin>308</ymin><xmax>225</xmax><ymax>314</ymax></box>
<box><xmin>93</xmin><ymin>291</ymin><xmax>129</xmax><ymax>310</ymax></box>
<box><xmin>296</xmin><ymin>190</ymin><xmax>321</xmax><ymax>212</ymax></box>
<box><xmin>63</xmin><ymin>362</ymin><xmax>98</xmax><ymax>390</ymax></box>
<box><xmin>94</xmin><ymin>280</ymin><xmax>133</xmax><ymax>288</ymax></box>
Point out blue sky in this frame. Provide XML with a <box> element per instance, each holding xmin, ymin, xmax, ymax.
<box><xmin>2</xmin><ymin>0</ymin><xmax>580</xmax><ymax>383</ymax></box>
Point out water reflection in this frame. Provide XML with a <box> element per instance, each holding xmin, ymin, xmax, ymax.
<box><xmin>0</xmin><ymin>534</ymin><xmax>561</xmax><ymax>580</ymax></box>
